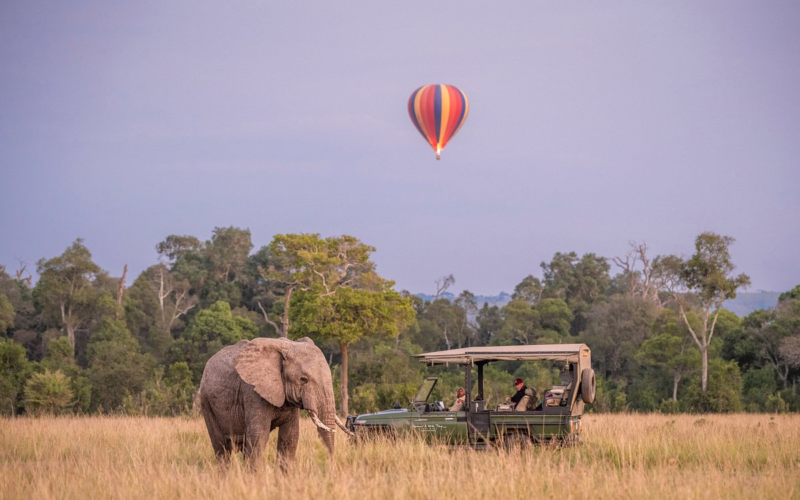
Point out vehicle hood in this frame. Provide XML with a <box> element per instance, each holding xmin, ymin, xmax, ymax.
<box><xmin>356</xmin><ymin>409</ymin><xmax>409</xmax><ymax>419</ymax></box>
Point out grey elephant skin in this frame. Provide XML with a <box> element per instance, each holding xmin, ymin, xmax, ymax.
<box><xmin>199</xmin><ymin>337</ymin><xmax>341</xmax><ymax>468</ymax></box>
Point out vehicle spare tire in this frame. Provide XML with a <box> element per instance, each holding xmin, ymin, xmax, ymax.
<box><xmin>580</xmin><ymin>368</ymin><xmax>596</xmax><ymax>404</ymax></box>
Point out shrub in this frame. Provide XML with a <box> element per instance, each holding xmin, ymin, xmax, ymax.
<box><xmin>660</xmin><ymin>399</ymin><xmax>680</xmax><ymax>414</ymax></box>
<box><xmin>24</xmin><ymin>369</ymin><xmax>74</xmax><ymax>415</ymax></box>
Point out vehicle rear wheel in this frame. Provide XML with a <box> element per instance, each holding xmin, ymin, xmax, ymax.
<box><xmin>580</xmin><ymin>368</ymin><xmax>596</xmax><ymax>404</ymax></box>
<box><xmin>503</xmin><ymin>431</ymin><xmax>531</xmax><ymax>451</ymax></box>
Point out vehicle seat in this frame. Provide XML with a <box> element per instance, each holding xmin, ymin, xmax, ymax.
<box><xmin>559</xmin><ymin>365</ymin><xmax>574</xmax><ymax>406</ymax></box>
<box><xmin>515</xmin><ymin>387</ymin><xmax>538</xmax><ymax>411</ymax></box>
<box><xmin>546</xmin><ymin>386</ymin><xmax>565</xmax><ymax>407</ymax></box>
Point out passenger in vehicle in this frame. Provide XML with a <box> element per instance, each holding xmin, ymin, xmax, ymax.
<box><xmin>515</xmin><ymin>387</ymin><xmax>538</xmax><ymax>412</ymax></box>
<box><xmin>448</xmin><ymin>387</ymin><xmax>466</xmax><ymax>411</ymax></box>
<box><xmin>506</xmin><ymin>378</ymin><xmax>527</xmax><ymax>409</ymax></box>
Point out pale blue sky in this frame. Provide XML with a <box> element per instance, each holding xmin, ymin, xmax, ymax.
<box><xmin>1</xmin><ymin>1</ymin><xmax>798</xmax><ymax>294</ymax></box>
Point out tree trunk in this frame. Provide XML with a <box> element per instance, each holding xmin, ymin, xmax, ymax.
<box><xmin>61</xmin><ymin>304</ymin><xmax>76</xmax><ymax>348</ymax></box>
<box><xmin>340</xmin><ymin>341</ymin><xmax>349</xmax><ymax>416</ymax></box>
<box><xmin>672</xmin><ymin>371</ymin><xmax>681</xmax><ymax>401</ymax></box>
<box><xmin>701</xmin><ymin>346</ymin><xmax>708</xmax><ymax>392</ymax></box>
<box><xmin>281</xmin><ymin>285</ymin><xmax>295</xmax><ymax>338</ymax></box>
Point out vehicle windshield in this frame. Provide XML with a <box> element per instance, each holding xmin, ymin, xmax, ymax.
<box><xmin>413</xmin><ymin>377</ymin><xmax>438</xmax><ymax>402</ymax></box>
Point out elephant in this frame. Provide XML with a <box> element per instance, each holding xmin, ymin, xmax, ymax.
<box><xmin>199</xmin><ymin>337</ymin><xmax>352</xmax><ymax>469</ymax></box>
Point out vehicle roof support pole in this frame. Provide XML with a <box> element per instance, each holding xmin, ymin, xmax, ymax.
<box><xmin>465</xmin><ymin>361</ymin><xmax>472</xmax><ymax>403</ymax></box>
<box><xmin>477</xmin><ymin>361</ymin><xmax>485</xmax><ymax>401</ymax></box>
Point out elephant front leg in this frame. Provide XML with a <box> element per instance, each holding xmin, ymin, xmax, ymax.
<box><xmin>276</xmin><ymin>415</ymin><xmax>300</xmax><ymax>472</ymax></box>
<box><xmin>243</xmin><ymin>419</ymin><xmax>272</xmax><ymax>468</ymax></box>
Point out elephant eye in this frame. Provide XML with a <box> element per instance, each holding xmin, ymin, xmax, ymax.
<box><xmin>300</xmin><ymin>376</ymin><xmax>309</xmax><ymax>384</ymax></box>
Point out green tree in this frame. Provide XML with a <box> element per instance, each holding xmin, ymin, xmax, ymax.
<box><xmin>156</xmin><ymin>234</ymin><xmax>207</xmax><ymax>304</ymax></box>
<box><xmin>0</xmin><ymin>293</ymin><xmax>13</xmax><ymax>336</ymax></box>
<box><xmin>206</xmin><ymin>226</ymin><xmax>253</xmax><ymax>285</ymax></box>
<box><xmin>512</xmin><ymin>275</ymin><xmax>542</xmax><ymax>306</ymax></box>
<box><xmin>584</xmin><ymin>295</ymin><xmax>656</xmax><ymax>379</ymax></box>
<box><xmin>177</xmin><ymin>300</ymin><xmax>258</xmax><ymax>381</ymax></box>
<box><xmin>496</xmin><ymin>299</ymin><xmax>540</xmax><ymax>345</ymax></box>
<box><xmin>24</xmin><ymin>369</ymin><xmax>74</xmax><ymax>415</ymax></box>
<box><xmin>476</xmin><ymin>303</ymin><xmax>502</xmax><ymax>345</ymax></box>
<box><xmin>86</xmin><ymin>318</ymin><xmax>153</xmax><ymax>412</ymax></box>
<box><xmin>291</xmin><ymin>285</ymin><xmax>415</xmax><ymax>416</ymax></box>
<box><xmin>658</xmin><ymin>233</ymin><xmax>751</xmax><ymax>391</ymax></box>
<box><xmin>0</xmin><ymin>264</ymin><xmax>37</xmax><ymax>340</ymax></box>
<box><xmin>747</xmin><ymin>296</ymin><xmax>800</xmax><ymax>389</ymax></box>
<box><xmin>34</xmin><ymin>239</ymin><xmax>102</xmax><ymax>349</ymax></box>
<box><xmin>259</xmin><ymin>233</ymin><xmax>376</xmax><ymax>338</ymax></box>
<box><xmin>741</xmin><ymin>367</ymin><xmax>778</xmax><ymax>412</ymax></box>
<box><xmin>41</xmin><ymin>336</ymin><xmax>91</xmax><ymax>412</ymax></box>
<box><xmin>541</xmin><ymin>252</ymin><xmax>610</xmax><ymax>333</ymax></box>
<box><xmin>134</xmin><ymin>362</ymin><xmax>196</xmax><ymax>416</ymax></box>
<box><xmin>636</xmin><ymin>329</ymin><xmax>698</xmax><ymax>402</ymax></box>
<box><xmin>125</xmin><ymin>264</ymin><xmax>196</xmax><ymax>360</ymax></box>
<box><xmin>0</xmin><ymin>338</ymin><xmax>33</xmax><ymax>415</ymax></box>
<box><xmin>537</xmin><ymin>298</ymin><xmax>573</xmax><ymax>337</ymax></box>
<box><xmin>682</xmin><ymin>358</ymin><xmax>743</xmax><ymax>412</ymax></box>
<box><xmin>453</xmin><ymin>291</ymin><xmax>478</xmax><ymax>348</ymax></box>
<box><xmin>420</xmin><ymin>298</ymin><xmax>460</xmax><ymax>350</ymax></box>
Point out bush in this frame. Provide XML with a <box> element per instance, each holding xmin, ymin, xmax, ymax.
<box><xmin>764</xmin><ymin>394</ymin><xmax>787</xmax><ymax>414</ymax></box>
<box><xmin>683</xmin><ymin>359</ymin><xmax>743</xmax><ymax>413</ymax></box>
<box><xmin>24</xmin><ymin>369</ymin><xmax>74</xmax><ymax>415</ymax></box>
<box><xmin>659</xmin><ymin>399</ymin><xmax>680</xmax><ymax>414</ymax></box>
<box><xmin>0</xmin><ymin>338</ymin><xmax>33</xmax><ymax>415</ymax></box>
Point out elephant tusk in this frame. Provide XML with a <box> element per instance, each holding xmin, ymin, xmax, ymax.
<box><xmin>334</xmin><ymin>415</ymin><xmax>356</xmax><ymax>437</ymax></box>
<box><xmin>309</xmin><ymin>411</ymin><xmax>336</xmax><ymax>433</ymax></box>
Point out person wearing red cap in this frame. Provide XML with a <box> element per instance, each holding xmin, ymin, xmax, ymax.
<box><xmin>505</xmin><ymin>378</ymin><xmax>527</xmax><ymax>409</ymax></box>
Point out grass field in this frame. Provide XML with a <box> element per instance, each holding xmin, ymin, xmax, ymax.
<box><xmin>2</xmin><ymin>414</ymin><xmax>799</xmax><ymax>499</ymax></box>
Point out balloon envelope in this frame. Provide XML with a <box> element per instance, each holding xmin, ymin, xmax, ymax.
<box><xmin>408</xmin><ymin>84</ymin><xmax>469</xmax><ymax>159</ymax></box>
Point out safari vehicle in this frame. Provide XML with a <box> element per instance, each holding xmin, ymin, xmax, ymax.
<box><xmin>346</xmin><ymin>344</ymin><xmax>595</xmax><ymax>447</ymax></box>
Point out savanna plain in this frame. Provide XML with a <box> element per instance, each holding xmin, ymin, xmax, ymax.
<box><xmin>2</xmin><ymin>414</ymin><xmax>799</xmax><ymax>500</ymax></box>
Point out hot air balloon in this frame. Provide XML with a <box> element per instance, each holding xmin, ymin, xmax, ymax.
<box><xmin>408</xmin><ymin>84</ymin><xmax>469</xmax><ymax>160</ymax></box>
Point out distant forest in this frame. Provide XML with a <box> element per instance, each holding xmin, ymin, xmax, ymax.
<box><xmin>1</xmin><ymin>227</ymin><xmax>799</xmax><ymax>416</ymax></box>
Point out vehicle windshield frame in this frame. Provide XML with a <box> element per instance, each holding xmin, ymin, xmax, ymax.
<box><xmin>413</xmin><ymin>377</ymin><xmax>438</xmax><ymax>403</ymax></box>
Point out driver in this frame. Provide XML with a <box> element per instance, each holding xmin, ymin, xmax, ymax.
<box><xmin>448</xmin><ymin>387</ymin><xmax>466</xmax><ymax>411</ymax></box>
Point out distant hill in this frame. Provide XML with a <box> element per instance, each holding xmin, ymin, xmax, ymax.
<box><xmin>414</xmin><ymin>292</ymin><xmax>512</xmax><ymax>309</ymax></box>
<box><xmin>723</xmin><ymin>291</ymin><xmax>780</xmax><ymax>317</ymax></box>
<box><xmin>415</xmin><ymin>291</ymin><xmax>779</xmax><ymax>317</ymax></box>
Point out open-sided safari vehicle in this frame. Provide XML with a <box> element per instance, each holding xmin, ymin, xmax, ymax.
<box><xmin>346</xmin><ymin>344</ymin><xmax>595</xmax><ymax>447</ymax></box>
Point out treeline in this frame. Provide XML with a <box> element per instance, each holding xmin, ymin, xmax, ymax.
<box><xmin>0</xmin><ymin>228</ymin><xmax>798</xmax><ymax>416</ymax></box>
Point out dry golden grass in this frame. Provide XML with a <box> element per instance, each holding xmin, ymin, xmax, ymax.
<box><xmin>2</xmin><ymin>413</ymin><xmax>799</xmax><ymax>499</ymax></box>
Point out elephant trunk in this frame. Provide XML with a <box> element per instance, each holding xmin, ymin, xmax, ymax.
<box><xmin>318</xmin><ymin>410</ymin><xmax>336</xmax><ymax>456</ymax></box>
<box><xmin>305</xmin><ymin>387</ymin><xmax>337</xmax><ymax>456</ymax></box>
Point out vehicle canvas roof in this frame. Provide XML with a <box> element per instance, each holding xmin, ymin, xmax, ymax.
<box><xmin>416</xmin><ymin>344</ymin><xmax>591</xmax><ymax>365</ymax></box>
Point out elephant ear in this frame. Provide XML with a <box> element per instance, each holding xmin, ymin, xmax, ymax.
<box><xmin>234</xmin><ymin>338</ymin><xmax>288</xmax><ymax>407</ymax></box>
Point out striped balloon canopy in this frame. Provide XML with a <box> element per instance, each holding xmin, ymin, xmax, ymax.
<box><xmin>408</xmin><ymin>84</ymin><xmax>469</xmax><ymax>160</ymax></box>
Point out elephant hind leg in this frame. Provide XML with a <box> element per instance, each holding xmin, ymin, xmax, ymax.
<box><xmin>201</xmin><ymin>401</ymin><xmax>232</xmax><ymax>462</ymax></box>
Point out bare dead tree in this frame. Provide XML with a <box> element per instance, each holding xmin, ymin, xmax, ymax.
<box><xmin>257</xmin><ymin>293</ymin><xmax>293</xmax><ymax>339</ymax></box>
<box><xmin>612</xmin><ymin>241</ymin><xmax>665</xmax><ymax>307</ymax></box>
<box><xmin>14</xmin><ymin>259</ymin><xmax>32</xmax><ymax>288</ymax></box>
<box><xmin>779</xmin><ymin>336</ymin><xmax>800</xmax><ymax>369</ymax></box>
<box><xmin>433</xmin><ymin>274</ymin><xmax>455</xmax><ymax>301</ymax></box>
<box><xmin>115</xmin><ymin>264</ymin><xmax>127</xmax><ymax>320</ymax></box>
<box><xmin>151</xmin><ymin>264</ymin><xmax>197</xmax><ymax>332</ymax></box>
